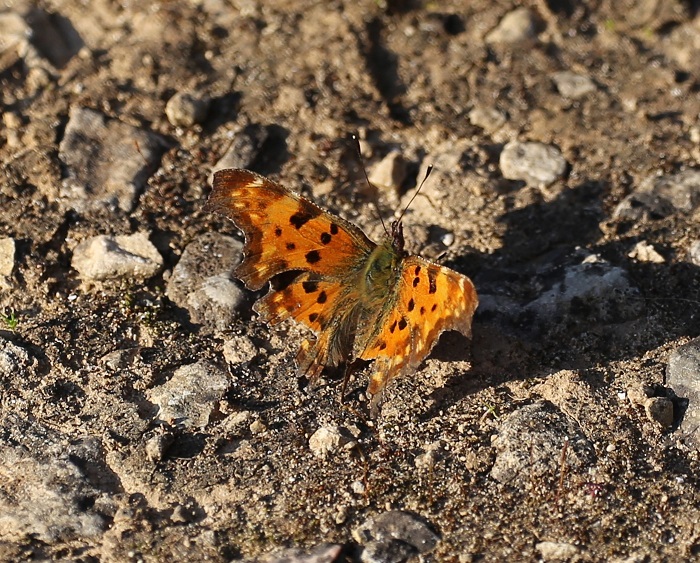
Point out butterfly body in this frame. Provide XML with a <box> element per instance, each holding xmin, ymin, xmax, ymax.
<box><xmin>207</xmin><ymin>168</ymin><xmax>478</xmax><ymax>416</ymax></box>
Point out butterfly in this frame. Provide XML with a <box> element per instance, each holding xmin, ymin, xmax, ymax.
<box><xmin>206</xmin><ymin>168</ymin><xmax>478</xmax><ymax>416</ymax></box>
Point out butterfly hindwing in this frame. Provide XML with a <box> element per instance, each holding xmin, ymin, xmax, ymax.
<box><xmin>359</xmin><ymin>255</ymin><xmax>478</xmax><ymax>413</ymax></box>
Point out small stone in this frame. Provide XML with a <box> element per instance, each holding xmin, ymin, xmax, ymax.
<box><xmin>688</xmin><ymin>240</ymin><xmax>700</xmax><ymax>266</ymax></box>
<box><xmin>165</xmin><ymin>92</ymin><xmax>210</xmax><ymax>128</ymax></box>
<box><xmin>72</xmin><ymin>232</ymin><xmax>163</xmax><ymax>282</ymax></box>
<box><xmin>628</xmin><ymin>241</ymin><xmax>665</xmax><ymax>263</ymax></box>
<box><xmin>468</xmin><ymin>106</ymin><xmax>506</xmax><ymax>133</ymax></box>
<box><xmin>552</xmin><ymin>71</ymin><xmax>596</xmax><ymax>99</ymax></box>
<box><xmin>147</xmin><ymin>360</ymin><xmax>229</xmax><ymax>429</ymax></box>
<box><xmin>222</xmin><ymin>335</ymin><xmax>257</xmax><ymax>364</ymax></box>
<box><xmin>499</xmin><ymin>141</ymin><xmax>567</xmax><ymax>187</ymax></box>
<box><xmin>308</xmin><ymin>425</ymin><xmax>352</xmax><ymax>458</ymax></box>
<box><xmin>351</xmin><ymin>480</ymin><xmax>366</xmax><ymax>495</ymax></box>
<box><xmin>213</xmin><ymin>124</ymin><xmax>268</xmax><ymax>172</ymax></box>
<box><xmin>186</xmin><ymin>274</ymin><xmax>246</xmax><ymax>330</ymax></box>
<box><xmin>353</xmin><ymin>511</ymin><xmax>439</xmax><ymax>555</ymax></box>
<box><xmin>170</xmin><ymin>502</ymin><xmax>198</xmax><ymax>524</ymax></box>
<box><xmin>535</xmin><ymin>541</ymin><xmax>580</xmax><ymax>560</ymax></box>
<box><xmin>490</xmin><ymin>401</ymin><xmax>595</xmax><ymax>488</ymax></box>
<box><xmin>166</xmin><ymin>233</ymin><xmax>245</xmax><ymax>330</ymax></box>
<box><xmin>361</xmin><ymin>540</ymin><xmax>415</xmax><ymax>563</ymax></box>
<box><xmin>524</xmin><ymin>256</ymin><xmax>642</xmax><ymax>325</ymax></box>
<box><xmin>626</xmin><ymin>385</ymin><xmax>653</xmax><ymax>407</ymax></box>
<box><xmin>369</xmin><ymin>151</ymin><xmax>407</xmax><ymax>193</ymax></box>
<box><xmin>0</xmin><ymin>338</ymin><xmax>34</xmax><ymax>381</ymax></box>
<box><xmin>644</xmin><ymin>397</ymin><xmax>674</xmax><ymax>429</ymax></box>
<box><xmin>0</xmin><ymin>237</ymin><xmax>16</xmax><ymax>288</ymax></box>
<box><xmin>0</xmin><ymin>13</ymin><xmax>30</xmax><ymax>73</ymax></box>
<box><xmin>485</xmin><ymin>8</ymin><xmax>538</xmax><ymax>44</ymax></box>
<box><xmin>613</xmin><ymin>170</ymin><xmax>700</xmax><ymax>221</ymax></box>
<box><xmin>99</xmin><ymin>348</ymin><xmax>139</xmax><ymax>371</ymax></box>
<box><xmin>58</xmin><ymin>107</ymin><xmax>167</xmax><ymax>212</ymax></box>
<box><xmin>667</xmin><ymin>338</ymin><xmax>700</xmax><ymax>447</ymax></box>
<box><xmin>258</xmin><ymin>544</ymin><xmax>343</xmax><ymax>563</ymax></box>
<box><xmin>145</xmin><ymin>429</ymin><xmax>175</xmax><ymax>462</ymax></box>
<box><xmin>249</xmin><ymin>419</ymin><xmax>267</xmax><ymax>434</ymax></box>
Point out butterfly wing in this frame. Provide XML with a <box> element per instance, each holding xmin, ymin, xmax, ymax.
<box><xmin>207</xmin><ymin>169</ymin><xmax>375</xmax><ymax>290</ymax></box>
<box><xmin>207</xmin><ymin>168</ymin><xmax>373</xmax><ymax>378</ymax></box>
<box><xmin>358</xmin><ymin>255</ymin><xmax>478</xmax><ymax>414</ymax></box>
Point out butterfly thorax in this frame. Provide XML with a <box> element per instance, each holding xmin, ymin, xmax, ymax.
<box><xmin>360</xmin><ymin>238</ymin><xmax>404</xmax><ymax>305</ymax></box>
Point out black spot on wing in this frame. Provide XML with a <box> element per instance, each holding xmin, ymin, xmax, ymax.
<box><xmin>305</xmin><ymin>250</ymin><xmax>321</xmax><ymax>264</ymax></box>
<box><xmin>309</xmin><ymin>312</ymin><xmax>319</xmax><ymax>323</ymax></box>
<box><xmin>302</xmin><ymin>280</ymin><xmax>318</xmax><ymax>293</ymax></box>
<box><xmin>407</xmin><ymin>298</ymin><xmax>415</xmax><ymax>312</ymax></box>
<box><xmin>286</xmin><ymin>242</ymin><xmax>296</xmax><ymax>250</ymax></box>
<box><xmin>398</xmin><ymin>318</ymin><xmax>407</xmax><ymax>331</ymax></box>
<box><xmin>428</xmin><ymin>269</ymin><xmax>437</xmax><ymax>294</ymax></box>
<box><xmin>320</xmin><ymin>232</ymin><xmax>331</xmax><ymax>244</ymax></box>
<box><xmin>290</xmin><ymin>208</ymin><xmax>319</xmax><ymax>229</ymax></box>
<box><xmin>413</xmin><ymin>277</ymin><xmax>420</xmax><ymax>287</ymax></box>
<box><xmin>330</xmin><ymin>223</ymin><xmax>339</xmax><ymax>235</ymax></box>
<box><xmin>275</xmin><ymin>227</ymin><xmax>282</xmax><ymax>237</ymax></box>
<box><xmin>317</xmin><ymin>291</ymin><xmax>327</xmax><ymax>304</ymax></box>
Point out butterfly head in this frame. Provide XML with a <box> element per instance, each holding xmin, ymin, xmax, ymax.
<box><xmin>390</xmin><ymin>219</ymin><xmax>407</xmax><ymax>257</ymax></box>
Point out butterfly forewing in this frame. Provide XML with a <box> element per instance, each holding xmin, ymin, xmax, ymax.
<box><xmin>207</xmin><ymin>169</ymin><xmax>375</xmax><ymax>290</ymax></box>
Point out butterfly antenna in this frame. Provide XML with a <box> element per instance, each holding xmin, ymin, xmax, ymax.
<box><xmin>395</xmin><ymin>164</ymin><xmax>433</xmax><ymax>227</ymax></box>
<box><xmin>352</xmin><ymin>134</ymin><xmax>389</xmax><ymax>236</ymax></box>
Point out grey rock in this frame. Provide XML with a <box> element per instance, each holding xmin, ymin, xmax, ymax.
<box><xmin>58</xmin><ymin>106</ymin><xmax>167</xmax><ymax>212</ymax></box>
<box><xmin>524</xmin><ymin>255</ymin><xmax>642</xmax><ymax>324</ymax></box>
<box><xmin>485</xmin><ymin>8</ymin><xmax>537</xmax><ymax>44</ymax></box>
<box><xmin>147</xmin><ymin>360</ymin><xmax>229</xmax><ymax>429</ymax></box>
<box><xmin>165</xmin><ymin>91</ymin><xmax>210</xmax><ymax>127</ymax></box>
<box><xmin>491</xmin><ymin>401</ymin><xmax>595</xmax><ymax>487</ymax></box>
<box><xmin>499</xmin><ymin>141</ymin><xmax>567</xmax><ymax>187</ymax></box>
<box><xmin>552</xmin><ymin>71</ymin><xmax>596</xmax><ymax>99</ymax></box>
<box><xmin>71</xmin><ymin>232</ymin><xmax>163</xmax><ymax>281</ymax></box>
<box><xmin>0</xmin><ymin>415</ymin><xmax>113</xmax><ymax>542</ymax></box>
<box><xmin>213</xmin><ymin>124</ymin><xmax>268</xmax><ymax>172</ymax></box>
<box><xmin>353</xmin><ymin>511</ymin><xmax>439</xmax><ymax>555</ymax></box>
<box><xmin>688</xmin><ymin>240</ymin><xmax>700</xmax><ymax>266</ymax></box>
<box><xmin>667</xmin><ymin>338</ymin><xmax>700</xmax><ymax>447</ymax></box>
<box><xmin>614</xmin><ymin>170</ymin><xmax>700</xmax><ymax>221</ymax></box>
<box><xmin>166</xmin><ymin>232</ymin><xmax>245</xmax><ymax>329</ymax></box>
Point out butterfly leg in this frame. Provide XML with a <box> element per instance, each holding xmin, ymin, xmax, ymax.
<box><xmin>367</xmin><ymin>360</ymin><xmax>392</xmax><ymax>419</ymax></box>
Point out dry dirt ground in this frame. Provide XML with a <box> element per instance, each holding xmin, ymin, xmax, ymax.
<box><xmin>1</xmin><ymin>1</ymin><xmax>700</xmax><ymax>561</ymax></box>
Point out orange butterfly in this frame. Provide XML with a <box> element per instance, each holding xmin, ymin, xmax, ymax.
<box><xmin>207</xmin><ymin>168</ymin><xmax>478</xmax><ymax>416</ymax></box>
